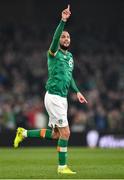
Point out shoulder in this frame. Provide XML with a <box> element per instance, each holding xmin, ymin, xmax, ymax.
<box><xmin>68</xmin><ymin>51</ymin><xmax>73</xmax><ymax>58</ymax></box>
<box><xmin>67</xmin><ymin>50</ymin><xmax>72</xmax><ymax>55</ymax></box>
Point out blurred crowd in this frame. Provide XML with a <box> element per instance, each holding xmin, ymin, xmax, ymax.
<box><xmin>0</xmin><ymin>22</ymin><xmax>124</xmax><ymax>133</ymax></box>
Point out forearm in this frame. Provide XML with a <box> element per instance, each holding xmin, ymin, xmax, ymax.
<box><xmin>49</xmin><ymin>20</ymin><xmax>66</xmax><ymax>54</ymax></box>
<box><xmin>70</xmin><ymin>77</ymin><xmax>79</xmax><ymax>93</ymax></box>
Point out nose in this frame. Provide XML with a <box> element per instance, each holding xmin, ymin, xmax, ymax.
<box><xmin>65</xmin><ymin>37</ymin><xmax>69</xmax><ymax>41</ymax></box>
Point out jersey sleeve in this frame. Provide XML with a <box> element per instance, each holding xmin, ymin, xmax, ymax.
<box><xmin>49</xmin><ymin>20</ymin><xmax>65</xmax><ymax>56</ymax></box>
<box><xmin>70</xmin><ymin>77</ymin><xmax>80</xmax><ymax>93</ymax></box>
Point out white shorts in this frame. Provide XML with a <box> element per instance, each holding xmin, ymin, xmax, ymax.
<box><xmin>44</xmin><ymin>92</ymin><xmax>68</xmax><ymax>128</ymax></box>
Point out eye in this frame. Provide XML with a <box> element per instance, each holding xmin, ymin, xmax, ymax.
<box><xmin>61</xmin><ymin>35</ymin><xmax>65</xmax><ymax>38</ymax></box>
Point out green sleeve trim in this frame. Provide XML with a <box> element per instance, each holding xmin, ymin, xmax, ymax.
<box><xmin>70</xmin><ymin>77</ymin><xmax>79</xmax><ymax>93</ymax></box>
<box><xmin>49</xmin><ymin>20</ymin><xmax>65</xmax><ymax>55</ymax></box>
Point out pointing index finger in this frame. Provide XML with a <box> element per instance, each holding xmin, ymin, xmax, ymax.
<box><xmin>67</xmin><ymin>4</ymin><xmax>70</xmax><ymax>11</ymax></box>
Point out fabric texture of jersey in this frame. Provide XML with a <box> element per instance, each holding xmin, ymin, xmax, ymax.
<box><xmin>46</xmin><ymin>50</ymin><xmax>74</xmax><ymax>97</ymax></box>
<box><xmin>45</xmin><ymin>20</ymin><xmax>79</xmax><ymax>97</ymax></box>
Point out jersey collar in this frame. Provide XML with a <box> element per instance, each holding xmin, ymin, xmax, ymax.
<box><xmin>59</xmin><ymin>47</ymin><xmax>68</xmax><ymax>55</ymax></box>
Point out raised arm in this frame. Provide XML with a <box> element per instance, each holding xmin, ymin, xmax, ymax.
<box><xmin>49</xmin><ymin>5</ymin><xmax>71</xmax><ymax>56</ymax></box>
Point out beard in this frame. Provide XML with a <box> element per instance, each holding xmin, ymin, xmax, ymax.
<box><xmin>60</xmin><ymin>44</ymin><xmax>69</xmax><ymax>51</ymax></box>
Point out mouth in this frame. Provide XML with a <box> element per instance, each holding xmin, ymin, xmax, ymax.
<box><xmin>63</xmin><ymin>41</ymin><xmax>70</xmax><ymax>46</ymax></box>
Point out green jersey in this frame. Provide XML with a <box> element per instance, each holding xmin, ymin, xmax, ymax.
<box><xmin>45</xmin><ymin>20</ymin><xmax>79</xmax><ymax>97</ymax></box>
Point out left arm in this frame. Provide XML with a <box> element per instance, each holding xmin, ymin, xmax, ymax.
<box><xmin>70</xmin><ymin>77</ymin><xmax>79</xmax><ymax>93</ymax></box>
<box><xmin>70</xmin><ymin>77</ymin><xmax>88</xmax><ymax>104</ymax></box>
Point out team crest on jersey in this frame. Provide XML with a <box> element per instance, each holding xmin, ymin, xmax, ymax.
<box><xmin>68</xmin><ymin>58</ymin><xmax>73</xmax><ymax>68</ymax></box>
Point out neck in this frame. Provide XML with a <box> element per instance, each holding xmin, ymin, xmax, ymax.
<box><xmin>59</xmin><ymin>47</ymin><xmax>68</xmax><ymax>54</ymax></box>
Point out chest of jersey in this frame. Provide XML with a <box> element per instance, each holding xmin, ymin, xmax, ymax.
<box><xmin>54</xmin><ymin>50</ymin><xmax>74</xmax><ymax>72</ymax></box>
<box><xmin>48</xmin><ymin>50</ymin><xmax>74</xmax><ymax>83</ymax></box>
<box><xmin>46</xmin><ymin>50</ymin><xmax>74</xmax><ymax>96</ymax></box>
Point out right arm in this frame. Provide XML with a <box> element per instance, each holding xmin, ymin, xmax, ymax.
<box><xmin>49</xmin><ymin>20</ymin><xmax>66</xmax><ymax>56</ymax></box>
<box><xmin>49</xmin><ymin>5</ymin><xmax>71</xmax><ymax>56</ymax></box>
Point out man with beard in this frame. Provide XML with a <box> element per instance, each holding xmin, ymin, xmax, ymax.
<box><xmin>14</xmin><ymin>5</ymin><xmax>87</xmax><ymax>174</ymax></box>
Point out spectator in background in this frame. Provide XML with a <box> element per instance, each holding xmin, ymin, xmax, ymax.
<box><xmin>0</xmin><ymin>4</ymin><xmax>123</xmax><ymax>136</ymax></box>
